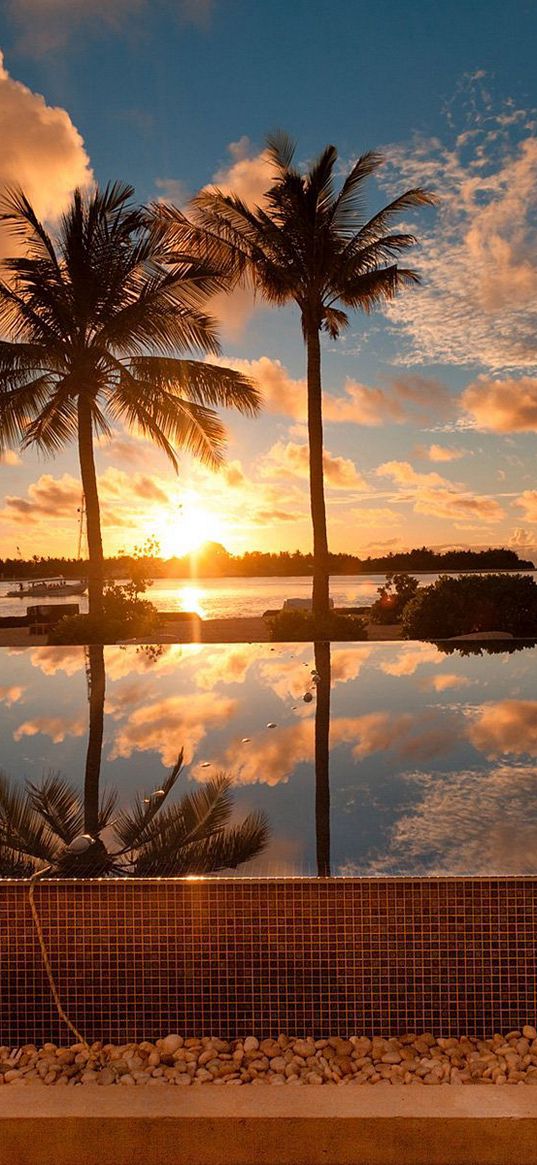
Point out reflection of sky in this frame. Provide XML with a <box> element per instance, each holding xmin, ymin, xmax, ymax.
<box><xmin>1</xmin><ymin>642</ymin><xmax>536</xmax><ymax>876</ymax></box>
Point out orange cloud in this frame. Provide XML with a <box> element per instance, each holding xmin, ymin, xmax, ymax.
<box><xmin>461</xmin><ymin>377</ymin><xmax>537</xmax><ymax>432</ymax></box>
<box><xmin>376</xmin><ymin>460</ymin><xmax>504</xmax><ymax>523</ymax></box>
<box><xmin>263</xmin><ymin>441</ymin><xmax>367</xmax><ymax>491</ymax></box>
<box><xmin>416</xmin><ymin>444</ymin><xmax>465</xmax><ymax>463</ymax></box>
<box><xmin>0</xmin><ymin>52</ymin><xmax>91</xmax><ymax>253</ymax></box>
<box><xmin>467</xmin><ymin>699</ymin><xmax>537</xmax><ymax>757</ymax></box>
<box><xmin>514</xmin><ymin>492</ymin><xmax>537</xmax><ymax>524</ymax></box>
<box><xmin>13</xmin><ymin>715</ymin><xmax>86</xmax><ymax>743</ymax></box>
<box><xmin>109</xmin><ymin>693</ymin><xmax>238</xmax><ymax>766</ymax></box>
<box><xmin>0</xmin><ymin>685</ymin><xmax>24</xmax><ymax>705</ymax></box>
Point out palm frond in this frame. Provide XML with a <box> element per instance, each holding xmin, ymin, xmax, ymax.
<box><xmin>113</xmin><ymin>751</ymin><xmax>184</xmax><ymax>851</ymax></box>
<box><xmin>134</xmin><ymin>809</ymin><xmax>269</xmax><ymax>876</ymax></box>
<box><xmin>126</xmin><ymin>356</ymin><xmax>261</xmax><ymax>415</ymax></box>
<box><xmin>0</xmin><ymin>771</ymin><xmax>59</xmax><ymax>862</ymax></box>
<box><xmin>26</xmin><ymin>773</ymin><xmax>83</xmax><ymax>845</ymax></box>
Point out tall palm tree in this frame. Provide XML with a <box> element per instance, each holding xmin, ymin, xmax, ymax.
<box><xmin>0</xmin><ymin>183</ymin><xmax>260</xmax><ymax>616</ymax></box>
<box><xmin>0</xmin><ymin>752</ymin><xmax>269</xmax><ymax>877</ymax></box>
<box><xmin>162</xmin><ymin>136</ymin><xmax>434</xmax><ymax>620</ymax></box>
<box><xmin>314</xmin><ymin>640</ymin><xmax>331</xmax><ymax>877</ymax></box>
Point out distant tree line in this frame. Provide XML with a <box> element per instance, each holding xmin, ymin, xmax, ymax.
<box><xmin>1</xmin><ymin>544</ymin><xmax>533</xmax><ymax>580</ymax></box>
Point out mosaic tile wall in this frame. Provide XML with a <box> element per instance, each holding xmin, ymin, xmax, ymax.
<box><xmin>1</xmin><ymin>878</ymin><xmax>536</xmax><ymax>1044</ymax></box>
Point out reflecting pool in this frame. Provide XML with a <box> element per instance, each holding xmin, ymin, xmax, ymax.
<box><xmin>1</xmin><ymin>640</ymin><xmax>536</xmax><ymax>876</ymax></box>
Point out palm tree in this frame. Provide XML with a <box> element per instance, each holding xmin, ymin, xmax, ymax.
<box><xmin>0</xmin><ymin>183</ymin><xmax>260</xmax><ymax>616</ymax></box>
<box><xmin>314</xmin><ymin>640</ymin><xmax>331</xmax><ymax>877</ymax></box>
<box><xmin>0</xmin><ymin>751</ymin><xmax>269</xmax><ymax>877</ymax></box>
<box><xmin>162</xmin><ymin>135</ymin><xmax>434</xmax><ymax>620</ymax></box>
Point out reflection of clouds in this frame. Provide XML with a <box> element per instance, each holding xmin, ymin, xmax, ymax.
<box><xmin>467</xmin><ymin>699</ymin><xmax>537</xmax><ymax>756</ymax></box>
<box><xmin>346</xmin><ymin>710</ymin><xmax>458</xmax><ymax>762</ymax></box>
<box><xmin>379</xmin><ymin>644</ymin><xmax>442</xmax><ymax>677</ymax></box>
<box><xmin>360</xmin><ymin>765</ymin><xmax>537</xmax><ymax>875</ymax></box>
<box><xmin>29</xmin><ymin>646</ymin><xmax>85</xmax><ymax>677</ymax></box>
<box><xmin>14</xmin><ymin>715</ymin><xmax>85</xmax><ymax>744</ymax></box>
<box><xmin>0</xmin><ymin>685</ymin><xmax>24</xmax><ymax>706</ymax></box>
<box><xmin>193</xmin><ymin>645</ymin><xmax>269</xmax><ymax>691</ymax></box>
<box><xmin>421</xmin><ymin>673</ymin><xmax>472</xmax><ymax>692</ymax></box>
<box><xmin>330</xmin><ymin>647</ymin><xmax>373</xmax><ymax>684</ymax></box>
<box><xmin>221</xmin><ymin>720</ymin><xmax>313</xmax><ymax>786</ymax></box>
<box><xmin>109</xmin><ymin>694</ymin><xmax>238</xmax><ymax>766</ymax></box>
<box><xmin>104</xmin><ymin>644</ymin><xmax>185</xmax><ymax>682</ymax></box>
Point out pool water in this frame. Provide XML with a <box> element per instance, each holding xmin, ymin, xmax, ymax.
<box><xmin>1</xmin><ymin>640</ymin><xmax>536</xmax><ymax>876</ymax></box>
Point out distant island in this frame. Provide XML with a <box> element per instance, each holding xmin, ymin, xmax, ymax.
<box><xmin>1</xmin><ymin>544</ymin><xmax>534</xmax><ymax>580</ymax></box>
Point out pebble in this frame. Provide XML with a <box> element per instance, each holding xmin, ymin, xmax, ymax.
<box><xmin>2</xmin><ymin>1031</ymin><xmax>537</xmax><ymax>1086</ymax></box>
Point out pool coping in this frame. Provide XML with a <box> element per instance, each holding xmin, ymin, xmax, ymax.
<box><xmin>1</xmin><ymin>1085</ymin><xmax>537</xmax><ymax>1165</ymax></box>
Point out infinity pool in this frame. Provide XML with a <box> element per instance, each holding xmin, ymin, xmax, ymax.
<box><xmin>1</xmin><ymin>640</ymin><xmax>536</xmax><ymax>875</ymax></box>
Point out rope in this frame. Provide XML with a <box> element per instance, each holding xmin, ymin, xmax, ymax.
<box><xmin>28</xmin><ymin>870</ymin><xmax>90</xmax><ymax>1049</ymax></box>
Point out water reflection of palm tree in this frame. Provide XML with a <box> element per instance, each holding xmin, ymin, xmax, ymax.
<box><xmin>314</xmin><ymin>640</ymin><xmax>331</xmax><ymax>877</ymax></box>
<box><xmin>0</xmin><ymin>645</ymin><xmax>269</xmax><ymax>877</ymax></box>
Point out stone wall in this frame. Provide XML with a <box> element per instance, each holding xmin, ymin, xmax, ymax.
<box><xmin>1</xmin><ymin>877</ymin><xmax>536</xmax><ymax>1044</ymax></box>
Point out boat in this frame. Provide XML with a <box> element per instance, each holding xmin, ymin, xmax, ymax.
<box><xmin>6</xmin><ymin>577</ymin><xmax>87</xmax><ymax>598</ymax></box>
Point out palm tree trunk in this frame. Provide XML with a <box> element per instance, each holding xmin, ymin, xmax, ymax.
<box><xmin>314</xmin><ymin>640</ymin><xmax>331</xmax><ymax>877</ymax></box>
<box><xmin>306</xmin><ymin>327</ymin><xmax>330</xmax><ymax>620</ymax></box>
<box><xmin>84</xmin><ymin>644</ymin><xmax>105</xmax><ymax>837</ymax></box>
<box><xmin>77</xmin><ymin>398</ymin><xmax>104</xmax><ymax>617</ymax></box>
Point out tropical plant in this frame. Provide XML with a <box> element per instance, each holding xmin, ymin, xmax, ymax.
<box><xmin>269</xmin><ymin>608</ymin><xmax>367</xmax><ymax>641</ymax></box>
<box><xmin>162</xmin><ymin>135</ymin><xmax>433</xmax><ymax>620</ymax></box>
<box><xmin>401</xmin><ymin>573</ymin><xmax>537</xmax><ymax>640</ymax></box>
<box><xmin>0</xmin><ymin>183</ymin><xmax>260</xmax><ymax>616</ymax></box>
<box><xmin>369</xmin><ymin>572</ymin><xmax>419</xmax><ymax>624</ymax></box>
<box><xmin>0</xmin><ymin>750</ymin><xmax>269</xmax><ymax>877</ymax></box>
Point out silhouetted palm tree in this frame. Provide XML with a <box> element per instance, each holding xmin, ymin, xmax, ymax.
<box><xmin>314</xmin><ymin>641</ymin><xmax>331</xmax><ymax>877</ymax></box>
<box><xmin>164</xmin><ymin>136</ymin><xmax>433</xmax><ymax>619</ymax></box>
<box><xmin>0</xmin><ymin>752</ymin><xmax>269</xmax><ymax>877</ymax></box>
<box><xmin>0</xmin><ymin>183</ymin><xmax>260</xmax><ymax>615</ymax></box>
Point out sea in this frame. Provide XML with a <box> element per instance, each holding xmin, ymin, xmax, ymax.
<box><xmin>0</xmin><ymin>571</ymin><xmax>534</xmax><ymax>620</ymax></box>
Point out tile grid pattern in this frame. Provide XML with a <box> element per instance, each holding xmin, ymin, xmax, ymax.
<box><xmin>1</xmin><ymin>878</ymin><xmax>536</xmax><ymax>1044</ymax></box>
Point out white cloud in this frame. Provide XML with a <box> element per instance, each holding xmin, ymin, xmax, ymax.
<box><xmin>380</xmin><ymin>85</ymin><xmax>537</xmax><ymax>371</ymax></box>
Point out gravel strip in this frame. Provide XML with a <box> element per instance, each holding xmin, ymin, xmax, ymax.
<box><xmin>3</xmin><ymin>1029</ymin><xmax>537</xmax><ymax>1086</ymax></box>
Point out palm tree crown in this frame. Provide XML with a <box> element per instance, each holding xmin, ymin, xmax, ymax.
<box><xmin>0</xmin><ymin>752</ymin><xmax>269</xmax><ymax>878</ymax></box>
<box><xmin>162</xmin><ymin>135</ymin><xmax>434</xmax><ymax>617</ymax></box>
<box><xmin>0</xmin><ymin>182</ymin><xmax>260</xmax><ymax>613</ymax></box>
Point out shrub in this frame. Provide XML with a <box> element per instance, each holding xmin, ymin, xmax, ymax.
<box><xmin>269</xmin><ymin>609</ymin><xmax>368</xmax><ymax>642</ymax></box>
<box><xmin>401</xmin><ymin>573</ymin><xmax>537</xmax><ymax>640</ymax></box>
<box><xmin>369</xmin><ymin>572</ymin><xmax>419</xmax><ymax>624</ymax></box>
<box><xmin>49</xmin><ymin>587</ymin><xmax>159</xmax><ymax>645</ymax></box>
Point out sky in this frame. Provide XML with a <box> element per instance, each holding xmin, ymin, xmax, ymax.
<box><xmin>0</xmin><ymin>0</ymin><xmax>536</xmax><ymax>561</ymax></box>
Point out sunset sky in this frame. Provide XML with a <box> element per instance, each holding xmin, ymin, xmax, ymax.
<box><xmin>0</xmin><ymin>0</ymin><xmax>536</xmax><ymax>561</ymax></box>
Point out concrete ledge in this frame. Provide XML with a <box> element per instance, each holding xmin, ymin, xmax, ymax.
<box><xmin>1</xmin><ymin>1086</ymin><xmax>537</xmax><ymax>1165</ymax></box>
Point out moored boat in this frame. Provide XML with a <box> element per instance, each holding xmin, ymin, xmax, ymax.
<box><xmin>5</xmin><ymin>577</ymin><xmax>87</xmax><ymax>598</ymax></box>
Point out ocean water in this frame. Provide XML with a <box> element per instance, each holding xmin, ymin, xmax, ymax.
<box><xmin>1</xmin><ymin>571</ymin><xmax>528</xmax><ymax>620</ymax></box>
<box><xmin>1</xmin><ymin>639</ymin><xmax>536</xmax><ymax>876</ymax></box>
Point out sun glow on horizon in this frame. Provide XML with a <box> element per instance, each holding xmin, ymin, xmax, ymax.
<box><xmin>150</xmin><ymin>493</ymin><xmax>229</xmax><ymax>559</ymax></box>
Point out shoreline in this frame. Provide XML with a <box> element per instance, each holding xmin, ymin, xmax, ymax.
<box><xmin>0</xmin><ymin>616</ymin><xmax>403</xmax><ymax>648</ymax></box>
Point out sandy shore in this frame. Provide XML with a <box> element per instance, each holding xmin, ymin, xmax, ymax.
<box><xmin>0</xmin><ymin>616</ymin><xmax>403</xmax><ymax>648</ymax></box>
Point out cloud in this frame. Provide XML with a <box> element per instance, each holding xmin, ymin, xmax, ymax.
<box><xmin>2</xmin><ymin>473</ymin><xmax>81</xmax><ymax>521</ymax></box>
<box><xmin>263</xmin><ymin>441</ymin><xmax>368</xmax><ymax>490</ymax></box>
<box><xmin>422</xmin><ymin>673</ymin><xmax>472</xmax><ymax>692</ymax></box>
<box><xmin>379</xmin><ymin>644</ymin><xmax>443</xmax><ymax>677</ymax></box>
<box><xmin>0</xmin><ymin>450</ymin><xmax>22</xmax><ymax>466</ymax></box>
<box><xmin>514</xmin><ymin>492</ymin><xmax>537</xmax><ymax>524</ymax></box>
<box><xmin>108</xmin><ymin>693</ymin><xmax>238</xmax><ymax>766</ymax></box>
<box><xmin>380</xmin><ymin>81</ymin><xmax>537</xmax><ymax>370</ymax></box>
<box><xmin>346</xmin><ymin>709</ymin><xmax>458</xmax><ymax>763</ymax></box>
<box><xmin>461</xmin><ymin>376</ymin><xmax>537</xmax><ymax>432</ymax></box>
<box><xmin>467</xmin><ymin>699</ymin><xmax>537</xmax><ymax>757</ymax></box>
<box><xmin>13</xmin><ymin>714</ymin><xmax>86</xmax><ymax>743</ymax></box>
<box><xmin>210</xmin><ymin>137</ymin><xmax>274</xmax><ymax>207</ymax></box>
<box><xmin>0</xmin><ymin>685</ymin><xmax>24</xmax><ymax>706</ymax></box>
<box><xmin>6</xmin><ymin>0</ymin><xmax>213</xmax><ymax>55</ymax></box>
<box><xmin>367</xmin><ymin>764</ymin><xmax>537</xmax><ymax>875</ymax></box>
<box><xmin>415</xmin><ymin>443</ymin><xmax>465</xmax><ymax>462</ymax></box>
<box><xmin>376</xmin><ymin>460</ymin><xmax>504</xmax><ymax>523</ymax></box>
<box><xmin>0</xmin><ymin>52</ymin><xmax>92</xmax><ymax>254</ymax></box>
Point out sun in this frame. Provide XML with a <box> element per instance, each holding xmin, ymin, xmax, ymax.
<box><xmin>151</xmin><ymin>494</ymin><xmax>228</xmax><ymax>559</ymax></box>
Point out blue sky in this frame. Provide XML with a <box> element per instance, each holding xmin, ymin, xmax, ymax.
<box><xmin>0</xmin><ymin>0</ymin><xmax>536</xmax><ymax>559</ymax></box>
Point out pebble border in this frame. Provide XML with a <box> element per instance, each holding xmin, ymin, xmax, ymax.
<box><xmin>2</xmin><ymin>1029</ymin><xmax>537</xmax><ymax>1086</ymax></box>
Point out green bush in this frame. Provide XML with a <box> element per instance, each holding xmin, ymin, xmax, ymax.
<box><xmin>269</xmin><ymin>608</ymin><xmax>368</xmax><ymax>642</ymax></box>
<box><xmin>369</xmin><ymin>572</ymin><xmax>420</xmax><ymax>624</ymax></box>
<box><xmin>401</xmin><ymin>573</ymin><xmax>537</xmax><ymax>640</ymax></box>
<box><xmin>49</xmin><ymin>586</ymin><xmax>159</xmax><ymax>645</ymax></box>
